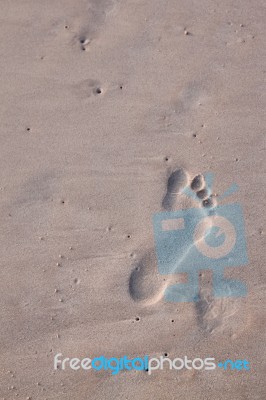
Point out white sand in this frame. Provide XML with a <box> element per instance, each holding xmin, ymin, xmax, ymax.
<box><xmin>0</xmin><ymin>0</ymin><xmax>265</xmax><ymax>399</ymax></box>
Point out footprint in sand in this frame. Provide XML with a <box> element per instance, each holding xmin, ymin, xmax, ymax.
<box><xmin>129</xmin><ymin>167</ymin><xmax>195</xmax><ymax>306</ymax></box>
<box><xmin>129</xmin><ymin>170</ymin><xmax>242</xmax><ymax>333</ymax></box>
<box><xmin>129</xmin><ymin>169</ymin><xmax>245</xmax><ymax>334</ymax></box>
<box><xmin>162</xmin><ymin>168</ymin><xmax>188</xmax><ymax>210</ymax></box>
<box><xmin>195</xmin><ymin>285</ymin><xmax>240</xmax><ymax>334</ymax></box>
<box><xmin>129</xmin><ymin>250</ymin><xmax>168</xmax><ymax>305</ymax></box>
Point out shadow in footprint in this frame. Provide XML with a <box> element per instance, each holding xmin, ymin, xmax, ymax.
<box><xmin>195</xmin><ymin>291</ymin><xmax>218</xmax><ymax>333</ymax></box>
<box><xmin>162</xmin><ymin>169</ymin><xmax>188</xmax><ymax>210</ymax></box>
<box><xmin>195</xmin><ymin>287</ymin><xmax>238</xmax><ymax>334</ymax></box>
<box><xmin>129</xmin><ymin>250</ymin><xmax>167</xmax><ymax>304</ymax></box>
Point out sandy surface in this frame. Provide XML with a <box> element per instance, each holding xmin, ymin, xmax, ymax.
<box><xmin>0</xmin><ymin>0</ymin><xmax>265</xmax><ymax>399</ymax></box>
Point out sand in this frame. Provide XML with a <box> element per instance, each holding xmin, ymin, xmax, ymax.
<box><xmin>0</xmin><ymin>0</ymin><xmax>265</xmax><ymax>399</ymax></box>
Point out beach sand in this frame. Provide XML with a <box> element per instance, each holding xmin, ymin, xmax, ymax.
<box><xmin>0</xmin><ymin>0</ymin><xmax>265</xmax><ymax>399</ymax></box>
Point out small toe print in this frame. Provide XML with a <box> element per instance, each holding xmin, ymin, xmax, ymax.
<box><xmin>202</xmin><ymin>198</ymin><xmax>215</xmax><ymax>208</ymax></box>
<box><xmin>191</xmin><ymin>174</ymin><xmax>205</xmax><ymax>191</ymax></box>
<box><xmin>196</xmin><ymin>188</ymin><xmax>209</xmax><ymax>200</ymax></box>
